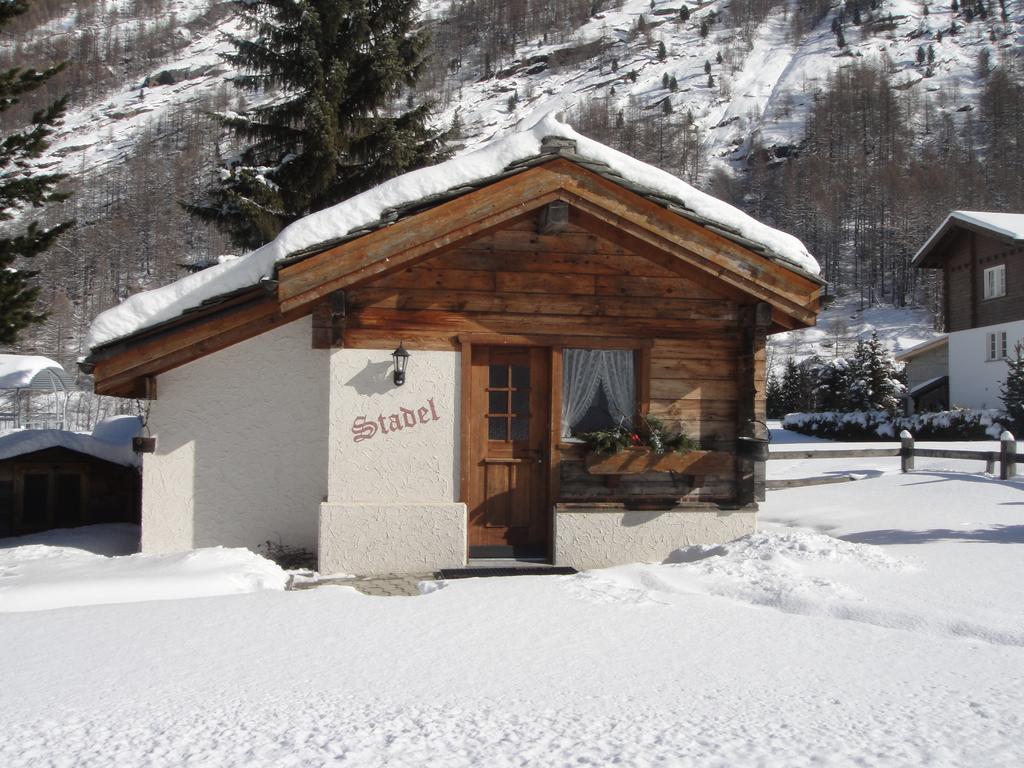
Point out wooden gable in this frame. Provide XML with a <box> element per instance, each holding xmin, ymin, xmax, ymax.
<box><xmin>87</xmin><ymin>157</ymin><xmax>821</xmax><ymax>398</ymax></box>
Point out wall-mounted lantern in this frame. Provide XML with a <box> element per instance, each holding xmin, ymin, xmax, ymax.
<box><xmin>392</xmin><ymin>342</ymin><xmax>410</xmax><ymax>386</ymax></box>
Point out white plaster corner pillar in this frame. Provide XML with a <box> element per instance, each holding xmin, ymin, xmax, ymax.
<box><xmin>318</xmin><ymin>348</ymin><xmax>467</xmax><ymax>575</ymax></box>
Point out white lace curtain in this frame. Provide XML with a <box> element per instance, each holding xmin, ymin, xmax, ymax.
<box><xmin>561</xmin><ymin>349</ymin><xmax>635</xmax><ymax>438</ymax></box>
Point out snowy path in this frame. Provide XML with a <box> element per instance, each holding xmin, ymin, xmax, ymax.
<box><xmin>2</xmin><ymin>438</ymin><xmax>1024</xmax><ymax>765</ymax></box>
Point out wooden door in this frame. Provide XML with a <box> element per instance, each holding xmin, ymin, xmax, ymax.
<box><xmin>468</xmin><ymin>346</ymin><xmax>550</xmax><ymax>558</ymax></box>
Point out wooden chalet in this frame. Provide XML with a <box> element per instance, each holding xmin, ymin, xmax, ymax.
<box><xmin>83</xmin><ymin>121</ymin><xmax>822</xmax><ymax>573</ymax></box>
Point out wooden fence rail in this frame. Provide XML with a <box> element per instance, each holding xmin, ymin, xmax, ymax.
<box><xmin>767</xmin><ymin>430</ymin><xmax>1018</xmax><ymax>483</ymax></box>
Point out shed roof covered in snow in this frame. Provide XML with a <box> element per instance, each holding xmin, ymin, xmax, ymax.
<box><xmin>83</xmin><ymin>114</ymin><xmax>823</xmax><ymax>398</ymax></box>
<box><xmin>87</xmin><ymin>115</ymin><xmax>820</xmax><ymax>353</ymax></box>
<box><xmin>913</xmin><ymin>211</ymin><xmax>1024</xmax><ymax>268</ymax></box>
<box><xmin>0</xmin><ymin>416</ymin><xmax>142</xmax><ymax>467</ymax></box>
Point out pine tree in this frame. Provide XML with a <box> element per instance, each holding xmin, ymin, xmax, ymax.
<box><xmin>704</xmin><ymin>60</ymin><xmax>711</xmax><ymax>75</ymax></box>
<box><xmin>699</xmin><ymin>19</ymin><xmax>709</xmax><ymax>37</ymax></box>
<box><xmin>661</xmin><ymin>98</ymin><xmax>673</xmax><ymax>115</ymax></box>
<box><xmin>669</xmin><ymin>75</ymin><xmax>678</xmax><ymax>92</ymax></box>
<box><xmin>0</xmin><ymin>1</ymin><xmax>73</xmax><ymax>345</ymax></box>
<box><xmin>766</xmin><ymin>370</ymin><xmax>784</xmax><ymax>418</ymax></box>
<box><xmin>662</xmin><ymin>72</ymin><xmax>670</xmax><ymax>89</ymax></box>
<box><xmin>679</xmin><ymin>6</ymin><xmax>690</xmax><ymax>22</ymax></box>
<box><xmin>858</xmin><ymin>332</ymin><xmax>906</xmax><ymax>413</ymax></box>
<box><xmin>780</xmin><ymin>358</ymin><xmax>816</xmax><ymax>414</ymax></box>
<box><xmin>657</xmin><ymin>40</ymin><xmax>668</xmax><ymax>61</ymax></box>
<box><xmin>1000</xmin><ymin>342</ymin><xmax>1024</xmax><ymax>431</ymax></box>
<box><xmin>188</xmin><ymin>0</ymin><xmax>448</xmax><ymax>250</ymax></box>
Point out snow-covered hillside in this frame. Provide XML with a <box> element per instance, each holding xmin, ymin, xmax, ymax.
<box><xmin>770</xmin><ymin>296</ymin><xmax>944</xmax><ymax>367</ymax></box>
<box><xmin>26</xmin><ymin>0</ymin><xmax>1024</xmax><ymax>187</ymax></box>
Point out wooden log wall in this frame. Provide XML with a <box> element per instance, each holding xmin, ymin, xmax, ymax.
<box><xmin>343</xmin><ymin>218</ymin><xmax>749</xmax><ymax>504</ymax></box>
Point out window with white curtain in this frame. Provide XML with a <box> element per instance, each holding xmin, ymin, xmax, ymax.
<box><xmin>561</xmin><ymin>349</ymin><xmax>635</xmax><ymax>439</ymax></box>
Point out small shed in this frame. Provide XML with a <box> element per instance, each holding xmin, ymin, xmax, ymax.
<box><xmin>81</xmin><ymin>116</ymin><xmax>822</xmax><ymax>573</ymax></box>
<box><xmin>0</xmin><ymin>417</ymin><xmax>142</xmax><ymax>537</ymax></box>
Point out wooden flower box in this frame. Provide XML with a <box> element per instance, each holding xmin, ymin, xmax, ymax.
<box><xmin>584</xmin><ymin>448</ymin><xmax>734</xmax><ymax>476</ymax></box>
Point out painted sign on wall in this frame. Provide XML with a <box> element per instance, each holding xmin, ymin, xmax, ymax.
<box><xmin>352</xmin><ymin>398</ymin><xmax>441</xmax><ymax>443</ymax></box>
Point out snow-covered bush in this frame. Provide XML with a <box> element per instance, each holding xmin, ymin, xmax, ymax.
<box><xmin>772</xmin><ymin>332</ymin><xmax>906</xmax><ymax>418</ymax></box>
<box><xmin>1000</xmin><ymin>342</ymin><xmax>1024</xmax><ymax>432</ymax></box>
<box><xmin>782</xmin><ymin>408</ymin><xmax>1007</xmax><ymax>441</ymax></box>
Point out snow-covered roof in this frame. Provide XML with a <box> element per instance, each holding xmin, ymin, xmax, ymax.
<box><xmin>0</xmin><ymin>355</ymin><xmax>74</xmax><ymax>390</ymax></box>
<box><xmin>908</xmin><ymin>375</ymin><xmax>948</xmax><ymax>398</ymax></box>
<box><xmin>913</xmin><ymin>211</ymin><xmax>1024</xmax><ymax>267</ymax></box>
<box><xmin>0</xmin><ymin>416</ymin><xmax>142</xmax><ymax>466</ymax></box>
<box><xmin>86</xmin><ymin>114</ymin><xmax>819</xmax><ymax>351</ymax></box>
<box><xmin>894</xmin><ymin>335</ymin><xmax>948</xmax><ymax>361</ymax></box>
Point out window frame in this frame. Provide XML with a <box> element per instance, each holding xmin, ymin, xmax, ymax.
<box><xmin>986</xmin><ymin>331</ymin><xmax>1008</xmax><ymax>362</ymax></box>
<box><xmin>983</xmin><ymin>264</ymin><xmax>1006</xmax><ymax>300</ymax></box>
<box><xmin>558</xmin><ymin>347</ymin><xmax>644</xmax><ymax>442</ymax></box>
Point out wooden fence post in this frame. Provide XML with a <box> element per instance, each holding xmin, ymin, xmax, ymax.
<box><xmin>900</xmin><ymin>430</ymin><xmax>914</xmax><ymax>473</ymax></box>
<box><xmin>1000</xmin><ymin>431</ymin><xmax>1017</xmax><ymax>480</ymax></box>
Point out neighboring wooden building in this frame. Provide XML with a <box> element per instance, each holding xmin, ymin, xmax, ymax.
<box><xmin>82</xmin><ymin>119</ymin><xmax>822</xmax><ymax>573</ymax></box>
<box><xmin>913</xmin><ymin>211</ymin><xmax>1024</xmax><ymax>409</ymax></box>
<box><xmin>0</xmin><ymin>426</ymin><xmax>141</xmax><ymax>538</ymax></box>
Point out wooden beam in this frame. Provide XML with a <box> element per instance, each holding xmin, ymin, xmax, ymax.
<box><xmin>456</xmin><ymin>333</ymin><xmax>653</xmax><ymax>349</ymax></box>
<box><xmin>566</xmin><ymin>200</ymin><xmax>818</xmax><ymax>328</ymax></box>
<box><xmin>277</xmin><ymin>165</ymin><xmax>573</xmax><ymax>312</ymax></box>
<box><xmin>311</xmin><ymin>291</ymin><xmax>346</xmax><ymax>349</ymax></box>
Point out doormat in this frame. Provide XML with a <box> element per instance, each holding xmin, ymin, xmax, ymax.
<box><xmin>437</xmin><ymin>567</ymin><xmax>578</xmax><ymax>579</ymax></box>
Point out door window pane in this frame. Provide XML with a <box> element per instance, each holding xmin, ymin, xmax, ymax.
<box><xmin>488</xmin><ymin>417</ymin><xmax>508</xmax><ymax>441</ymax></box>
<box><xmin>488</xmin><ymin>390</ymin><xmax>508</xmax><ymax>415</ymax></box>
<box><xmin>511</xmin><ymin>416</ymin><xmax>529</xmax><ymax>441</ymax></box>
<box><xmin>511</xmin><ymin>389</ymin><xmax>529</xmax><ymax>415</ymax></box>
<box><xmin>511</xmin><ymin>365</ymin><xmax>529</xmax><ymax>389</ymax></box>
<box><xmin>489</xmin><ymin>364</ymin><xmax>508</xmax><ymax>387</ymax></box>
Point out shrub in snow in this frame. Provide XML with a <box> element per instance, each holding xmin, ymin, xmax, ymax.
<box><xmin>1000</xmin><ymin>342</ymin><xmax>1024</xmax><ymax>433</ymax></box>
<box><xmin>782</xmin><ymin>408</ymin><xmax>1007</xmax><ymax>441</ymax></box>
<box><xmin>257</xmin><ymin>539</ymin><xmax>315</xmax><ymax>570</ymax></box>
<box><xmin>774</xmin><ymin>332</ymin><xmax>905</xmax><ymax>417</ymax></box>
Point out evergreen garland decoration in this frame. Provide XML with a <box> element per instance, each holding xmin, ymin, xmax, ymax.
<box><xmin>576</xmin><ymin>414</ymin><xmax>697</xmax><ymax>455</ymax></box>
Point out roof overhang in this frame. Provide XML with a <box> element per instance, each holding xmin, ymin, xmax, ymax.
<box><xmin>895</xmin><ymin>335</ymin><xmax>948</xmax><ymax>362</ymax></box>
<box><xmin>86</xmin><ymin>158</ymin><xmax>823</xmax><ymax>398</ymax></box>
<box><xmin>913</xmin><ymin>212</ymin><xmax>1024</xmax><ymax>268</ymax></box>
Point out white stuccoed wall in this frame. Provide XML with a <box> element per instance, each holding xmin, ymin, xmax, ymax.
<box><xmin>319</xmin><ymin>348</ymin><xmax>465</xmax><ymax>575</ymax></box>
<box><xmin>949</xmin><ymin>320</ymin><xmax>1024</xmax><ymax>409</ymax></box>
<box><xmin>141</xmin><ymin>317</ymin><xmax>328</xmax><ymax>554</ymax></box>
<box><xmin>554</xmin><ymin>508</ymin><xmax>756</xmax><ymax>569</ymax></box>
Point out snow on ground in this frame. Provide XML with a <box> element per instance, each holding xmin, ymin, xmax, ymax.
<box><xmin>0</xmin><ymin>525</ymin><xmax>287</xmax><ymax>613</ymax></box>
<box><xmin>1</xmin><ymin>430</ymin><xmax>1023</xmax><ymax>764</ymax></box>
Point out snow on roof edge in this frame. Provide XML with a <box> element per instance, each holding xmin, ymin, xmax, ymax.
<box><xmin>894</xmin><ymin>334</ymin><xmax>948</xmax><ymax>360</ymax></box>
<box><xmin>0</xmin><ymin>429</ymin><xmax>139</xmax><ymax>467</ymax></box>
<box><xmin>913</xmin><ymin>210</ymin><xmax>1024</xmax><ymax>266</ymax></box>
<box><xmin>87</xmin><ymin>113</ymin><xmax>820</xmax><ymax>351</ymax></box>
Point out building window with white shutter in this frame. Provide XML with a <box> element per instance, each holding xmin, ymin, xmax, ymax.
<box><xmin>986</xmin><ymin>331</ymin><xmax>1008</xmax><ymax>361</ymax></box>
<box><xmin>983</xmin><ymin>264</ymin><xmax>1006</xmax><ymax>299</ymax></box>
